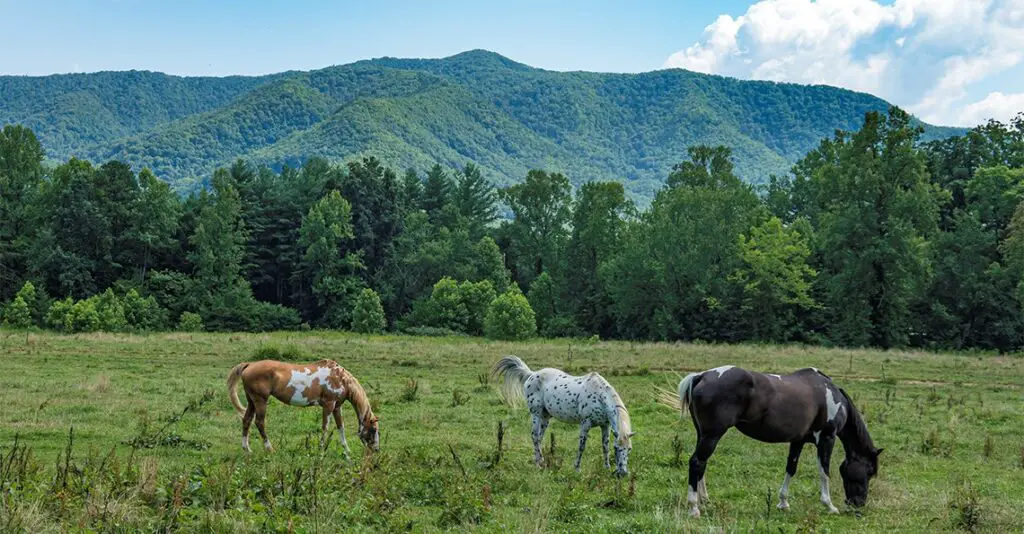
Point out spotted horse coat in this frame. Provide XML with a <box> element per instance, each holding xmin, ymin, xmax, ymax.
<box><xmin>493</xmin><ymin>355</ymin><xmax>634</xmax><ymax>477</ymax></box>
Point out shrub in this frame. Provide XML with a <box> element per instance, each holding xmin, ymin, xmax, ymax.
<box><xmin>46</xmin><ymin>297</ymin><xmax>74</xmax><ymax>331</ymax></box>
<box><xmin>122</xmin><ymin>289</ymin><xmax>168</xmax><ymax>331</ymax></box>
<box><xmin>9</xmin><ymin>281</ymin><xmax>48</xmax><ymax>327</ymax></box>
<box><xmin>178</xmin><ymin>312</ymin><xmax>204</xmax><ymax>332</ymax></box>
<box><xmin>484</xmin><ymin>288</ymin><xmax>537</xmax><ymax>340</ymax></box>
<box><xmin>249</xmin><ymin>301</ymin><xmax>302</xmax><ymax>332</ymax></box>
<box><xmin>351</xmin><ymin>288</ymin><xmax>387</xmax><ymax>334</ymax></box>
<box><xmin>459</xmin><ymin>280</ymin><xmax>496</xmax><ymax>335</ymax></box>
<box><xmin>404</xmin><ymin>277</ymin><xmax>496</xmax><ymax>335</ymax></box>
<box><xmin>67</xmin><ymin>299</ymin><xmax>101</xmax><ymax>332</ymax></box>
<box><xmin>2</xmin><ymin>296</ymin><xmax>33</xmax><ymax>328</ymax></box>
<box><xmin>92</xmin><ymin>289</ymin><xmax>127</xmax><ymax>332</ymax></box>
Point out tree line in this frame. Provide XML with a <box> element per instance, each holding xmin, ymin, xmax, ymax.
<box><xmin>2</xmin><ymin>106</ymin><xmax>1023</xmax><ymax>350</ymax></box>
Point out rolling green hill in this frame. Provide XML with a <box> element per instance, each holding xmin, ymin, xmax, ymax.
<box><xmin>0</xmin><ymin>50</ymin><xmax>963</xmax><ymax>199</ymax></box>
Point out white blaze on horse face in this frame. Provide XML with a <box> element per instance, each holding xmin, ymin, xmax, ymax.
<box><xmin>709</xmin><ymin>365</ymin><xmax>735</xmax><ymax>377</ymax></box>
<box><xmin>826</xmin><ymin>387</ymin><xmax>843</xmax><ymax>422</ymax></box>
<box><xmin>286</xmin><ymin>367</ymin><xmax>338</xmax><ymax>406</ymax></box>
<box><xmin>813</xmin><ymin>430</ymin><xmax>821</xmax><ymax>444</ymax></box>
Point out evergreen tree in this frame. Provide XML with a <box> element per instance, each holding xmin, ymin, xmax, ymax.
<box><xmin>298</xmin><ymin>190</ymin><xmax>364</xmax><ymax>327</ymax></box>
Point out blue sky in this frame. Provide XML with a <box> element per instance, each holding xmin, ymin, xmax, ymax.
<box><xmin>2</xmin><ymin>0</ymin><xmax>1022</xmax><ymax>126</ymax></box>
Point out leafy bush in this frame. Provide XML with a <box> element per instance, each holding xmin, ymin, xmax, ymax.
<box><xmin>458</xmin><ymin>280</ymin><xmax>496</xmax><ymax>335</ymax></box>
<box><xmin>253</xmin><ymin>344</ymin><xmax>305</xmax><ymax>361</ymax></box>
<box><xmin>46</xmin><ymin>297</ymin><xmax>74</xmax><ymax>331</ymax></box>
<box><xmin>249</xmin><ymin>301</ymin><xmax>302</xmax><ymax>332</ymax></box>
<box><xmin>404</xmin><ymin>277</ymin><xmax>496</xmax><ymax>335</ymax></box>
<box><xmin>6</xmin><ymin>281</ymin><xmax>48</xmax><ymax>327</ymax></box>
<box><xmin>122</xmin><ymin>289</ymin><xmax>168</xmax><ymax>331</ymax></box>
<box><xmin>177</xmin><ymin>312</ymin><xmax>204</xmax><ymax>332</ymax></box>
<box><xmin>484</xmin><ymin>288</ymin><xmax>536</xmax><ymax>340</ymax></box>
<box><xmin>2</xmin><ymin>296</ymin><xmax>33</xmax><ymax>328</ymax></box>
<box><xmin>92</xmin><ymin>289</ymin><xmax>128</xmax><ymax>332</ymax></box>
<box><xmin>67</xmin><ymin>299</ymin><xmax>101</xmax><ymax>332</ymax></box>
<box><xmin>352</xmin><ymin>288</ymin><xmax>387</xmax><ymax>334</ymax></box>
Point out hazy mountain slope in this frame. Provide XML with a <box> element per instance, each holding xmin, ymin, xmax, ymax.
<box><xmin>0</xmin><ymin>50</ymin><xmax>965</xmax><ymax>198</ymax></box>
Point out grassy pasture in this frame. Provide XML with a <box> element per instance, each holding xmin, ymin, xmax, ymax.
<box><xmin>0</xmin><ymin>330</ymin><xmax>1022</xmax><ymax>532</ymax></box>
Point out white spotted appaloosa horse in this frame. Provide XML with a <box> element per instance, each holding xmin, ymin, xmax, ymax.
<box><xmin>226</xmin><ymin>359</ymin><xmax>379</xmax><ymax>457</ymax></box>
<box><xmin>493</xmin><ymin>355</ymin><xmax>634</xmax><ymax>476</ymax></box>
<box><xmin>658</xmin><ymin>365</ymin><xmax>881</xmax><ymax>518</ymax></box>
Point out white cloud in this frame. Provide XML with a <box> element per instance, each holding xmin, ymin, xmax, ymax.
<box><xmin>664</xmin><ymin>0</ymin><xmax>1024</xmax><ymax>126</ymax></box>
<box><xmin>958</xmin><ymin>92</ymin><xmax>1024</xmax><ymax>124</ymax></box>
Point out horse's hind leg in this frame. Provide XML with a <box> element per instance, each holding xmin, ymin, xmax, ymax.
<box><xmin>778</xmin><ymin>441</ymin><xmax>804</xmax><ymax>510</ymax></box>
<box><xmin>574</xmin><ymin>420</ymin><xmax>592</xmax><ymax>471</ymax></box>
<box><xmin>687</xmin><ymin>429</ymin><xmax>725</xmax><ymax>518</ymax></box>
<box><xmin>320</xmin><ymin>403</ymin><xmax>333</xmax><ymax>451</ymax></box>
<box><xmin>331</xmin><ymin>405</ymin><xmax>351</xmax><ymax>459</ymax></box>
<box><xmin>241</xmin><ymin>394</ymin><xmax>255</xmax><ymax>453</ymax></box>
<box><xmin>253</xmin><ymin>397</ymin><xmax>273</xmax><ymax>452</ymax></box>
<box><xmin>531</xmin><ymin>414</ymin><xmax>549</xmax><ymax>467</ymax></box>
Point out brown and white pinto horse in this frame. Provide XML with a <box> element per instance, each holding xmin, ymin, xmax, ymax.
<box><xmin>226</xmin><ymin>359</ymin><xmax>379</xmax><ymax>457</ymax></box>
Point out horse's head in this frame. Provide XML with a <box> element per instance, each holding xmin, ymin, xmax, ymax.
<box><xmin>358</xmin><ymin>414</ymin><xmax>380</xmax><ymax>451</ymax></box>
<box><xmin>614</xmin><ymin>432</ymin><xmax>635</xmax><ymax>477</ymax></box>
<box><xmin>839</xmin><ymin>447</ymin><xmax>882</xmax><ymax>507</ymax></box>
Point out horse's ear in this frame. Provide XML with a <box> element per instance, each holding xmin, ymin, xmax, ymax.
<box><xmin>874</xmin><ymin>448</ymin><xmax>884</xmax><ymax>457</ymax></box>
<box><xmin>628</xmin><ymin>432</ymin><xmax>636</xmax><ymax>438</ymax></box>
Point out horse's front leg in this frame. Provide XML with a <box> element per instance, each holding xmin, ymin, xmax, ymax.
<box><xmin>331</xmin><ymin>405</ymin><xmax>351</xmax><ymax>459</ymax></box>
<box><xmin>575</xmin><ymin>420</ymin><xmax>592</xmax><ymax>472</ymax></box>
<box><xmin>778</xmin><ymin>441</ymin><xmax>804</xmax><ymax>510</ymax></box>
<box><xmin>815</xmin><ymin>434</ymin><xmax>840</xmax><ymax>513</ymax></box>
<box><xmin>601</xmin><ymin>425</ymin><xmax>611</xmax><ymax>468</ymax></box>
<box><xmin>531</xmin><ymin>414</ymin><xmax>549</xmax><ymax>467</ymax></box>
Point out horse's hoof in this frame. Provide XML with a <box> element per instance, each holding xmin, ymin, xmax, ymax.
<box><xmin>777</xmin><ymin>502</ymin><xmax>789</xmax><ymax>511</ymax></box>
<box><xmin>688</xmin><ymin>508</ymin><xmax>701</xmax><ymax>519</ymax></box>
<box><xmin>827</xmin><ymin>506</ymin><xmax>839</xmax><ymax>514</ymax></box>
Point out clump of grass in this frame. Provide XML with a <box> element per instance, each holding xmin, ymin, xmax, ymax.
<box><xmin>670</xmin><ymin>434</ymin><xmax>685</xmax><ymax>468</ymax></box>
<box><xmin>920</xmin><ymin>427</ymin><xmax>954</xmax><ymax>457</ymax></box>
<box><xmin>950</xmin><ymin>481</ymin><xmax>982</xmax><ymax>532</ymax></box>
<box><xmin>254</xmin><ymin>343</ymin><xmax>305</xmax><ymax>361</ymax></box>
<box><xmin>401</xmin><ymin>379</ymin><xmax>419</xmax><ymax>402</ymax></box>
<box><xmin>451</xmin><ymin>389</ymin><xmax>468</xmax><ymax>407</ymax></box>
<box><xmin>983</xmin><ymin>435</ymin><xmax>994</xmax><ymax>460</ymax></box>
<box><xmin>475</xmin><ymin>372</ymin><xmax>490</xmax><ymax>392</ymax></box>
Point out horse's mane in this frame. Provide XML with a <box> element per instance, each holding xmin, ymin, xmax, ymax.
<box><xmin>838</xmin><ymin>387</ymin><xmax>874</xmax><ymax>453</ymax></box>
<box><xmin>608</xmin><ymin>386</ymin><xmax>632</xmax><ymax>447</ymax></box>
<box><xmin>339</xmin><ymin>368</ymin><xmax>373</xmax><ymax>422</ymax></box>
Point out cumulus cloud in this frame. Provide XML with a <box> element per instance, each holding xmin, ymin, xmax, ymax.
<box><xmin>664</xmin><ymin>0</ymin><xmax>1024</xmax><ymax>126</ymax></box>
<box><xmin>958</xmin><ymin>92</ymin><xmax>1024</xmax><ymax>125</ymax></box>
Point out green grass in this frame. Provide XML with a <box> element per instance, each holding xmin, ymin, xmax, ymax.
<box><xmin>0</xmin><ymin>330</ymin><xmax>1021</xmax><ymax>532</ymax></box>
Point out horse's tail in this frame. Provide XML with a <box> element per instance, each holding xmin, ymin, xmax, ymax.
<box><xmin>226</xmin><ymin>362</ymin><xmax>250</xmax><ymax>416</ymax></box>
<box><xmin>492</xmin><ymin>355</ymin><xmax>533</xmax><ymax>406</ymax></box>
<box><xmin>677</xmin><ymin>372</ymin><xmax>702</xmax><ymax>416</ymax></box>
<box><xmin>655</xmin><ymin>371</ymin><xmax>702</xmax><ymax>417</ymax></box>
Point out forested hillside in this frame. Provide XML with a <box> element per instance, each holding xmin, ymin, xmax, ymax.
<box><xmin>2</xmin><ymin>109</ymin><xmax>1022</xmax><ymax>351</ymax></box>
<box><xmin>0</xmin><ymin>50</ymin><xmax>962</xmax><ymax>198</ymax></box>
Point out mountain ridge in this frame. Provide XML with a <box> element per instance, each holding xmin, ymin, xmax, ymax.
<box><xmin>0</xmin><ymin>50</ymin><xmax>965</xmax><ymax>198</ymax></box>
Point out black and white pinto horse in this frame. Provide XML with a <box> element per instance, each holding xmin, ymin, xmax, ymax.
<box><xmin>660</xmin><ymin>365</ymin><xmax>881</xmax><ymax>518</ymax></box>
